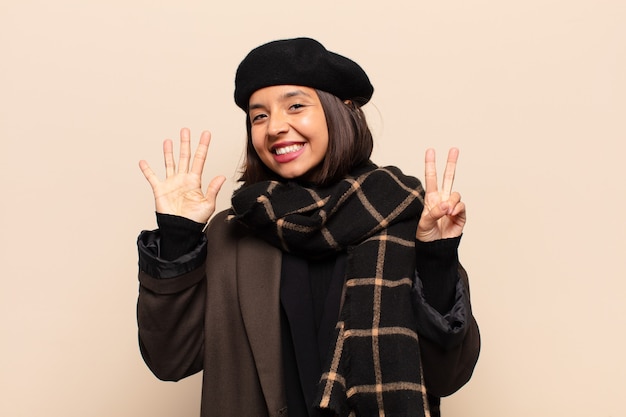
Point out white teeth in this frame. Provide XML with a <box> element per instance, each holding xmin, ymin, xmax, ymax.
<box><xmin>274</xmin><ymin>144</ymin><xmax>304</xmax><ymax>155</ymax></box>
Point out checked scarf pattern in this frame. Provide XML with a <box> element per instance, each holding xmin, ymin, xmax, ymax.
<box><xmin>229</xmin><ymin>164</ymin><xmax>431</xmax><ymax>417</ymax></box>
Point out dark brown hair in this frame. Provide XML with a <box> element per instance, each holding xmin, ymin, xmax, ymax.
<box><xmin>238</xmin><ymin>89</ymin><xmax>373</xmax><ymax>186</ymax></box>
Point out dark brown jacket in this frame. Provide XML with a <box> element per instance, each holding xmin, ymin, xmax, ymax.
<box><xmin>137</xmin><ymin>211</ymin><xmax>480</xmax><ymax>417</ymax></box>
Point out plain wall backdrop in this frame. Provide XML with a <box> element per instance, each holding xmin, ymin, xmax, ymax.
<box><xmin>1</xmin><ymin>0</ymin><xmax>625</xmax><ymax>416</ymax></box>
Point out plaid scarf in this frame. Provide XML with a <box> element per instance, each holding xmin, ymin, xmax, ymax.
<box><xmin>229</xmin><ymin>163</ymin><xmax>431</xmax><ymax>417</ymax></box>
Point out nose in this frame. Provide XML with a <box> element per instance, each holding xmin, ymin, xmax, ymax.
<box><xmin>267</xmin><ymin>112</ymin><xmax>289</xmax><ymax>137</ymax></box>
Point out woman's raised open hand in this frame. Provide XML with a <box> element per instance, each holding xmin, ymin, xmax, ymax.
<box><xmin>416</xmin><ymin>148</ymin><xmax>467</xmax><ymax>242</ymax></box>
<box><xmin>139</xmin><ymin>128</ymin><xmax>226</xmax><ymax>224</ymax></box>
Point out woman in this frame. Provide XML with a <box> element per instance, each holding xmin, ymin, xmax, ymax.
<box><xmin>137</xmin><ymin>37</ymin><xmax>480</xmax><ymax>417</ymax></box>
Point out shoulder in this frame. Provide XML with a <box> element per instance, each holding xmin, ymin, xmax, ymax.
<box><xmin>205</xmin><ymin>209</ymin><xmax>282</xmax><ymax>269</ymax></box>
<box><xmin>207</xmin><ymin>209</ymin><xmax>231</xmax><ymax>229</ymax></box>
<box><xmin>205</xmin><ymin>209</ymin><xmax>257</xmax><ymax>247</ymax></box>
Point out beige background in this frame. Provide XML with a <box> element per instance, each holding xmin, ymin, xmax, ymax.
<box><xmin>1</xmin><ymin>0</ymin><xmax>625</xmax><ymax>416</ymax></box>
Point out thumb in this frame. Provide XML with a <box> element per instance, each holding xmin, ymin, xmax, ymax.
<box><xmin>206</xmin><ymin>175</ymin><xmax>226</xmax><ymax>202</ymax></box>
<box><xmin>418</xmin><ymin>201</ymin><xmax>448</xmax><ymax>229</ymax></box>
<box><xmin>420</xmin><ymin>201</ymin><xmax>449</xmax><ymax>225</ymax></box>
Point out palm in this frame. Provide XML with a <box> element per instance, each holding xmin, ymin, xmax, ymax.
<box><xmin>416</xmin><ymin>148</ymin><xmax>466</xmax><ymax>242</ymax></box>
<box><xmin>139</xmin><ymin>128</ymin><xmax>225</xmax><ymax>224</ymax></box>
<box><xmin>152</xmin><ymin>171</ymin><xmax>212</xmax><ymax>222</ymax></box>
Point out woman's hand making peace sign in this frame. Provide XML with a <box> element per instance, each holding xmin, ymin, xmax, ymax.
<box><xmin>139</xmin><ymin>128</ymin><xmax>226</xmax><ymax>224</ymax></box>
<box><xmin>416</xmin><ymin>148</ymin><xmax>466</xmax><ymax>242</ymax></box>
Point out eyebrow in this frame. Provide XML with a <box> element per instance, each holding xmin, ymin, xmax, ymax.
<box><xmin>248</xmin><ymin>89</ymin><xmax>312</xmax><ymax>111</ymax></box>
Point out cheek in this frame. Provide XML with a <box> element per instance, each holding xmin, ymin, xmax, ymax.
<box><xmin>250</xmin><ymin>130</ymin><xmax>265</xmax><ymax>154</ymax></box>
<box><xmin>302</xmin><ymin>114</ymin><xmax>328</xmax><ymax>144</ymax></box>
<box><xmin>314</xmin><ymin>120</ymin><xmax>330</xmax><ymax>154</ymax></box>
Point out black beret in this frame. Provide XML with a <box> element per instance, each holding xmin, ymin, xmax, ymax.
<box><xmin>234</xmin><ymin>37</ymin><xmax>374</xmax><ymax>110</ymax></box>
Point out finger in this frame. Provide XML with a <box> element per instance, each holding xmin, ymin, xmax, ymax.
<box><xmin>178</xmin><ymin>127</ymin><xmax>192</xmax><ymax>173</ymax></box>
<box><xmin>446</xmin><ymin>191</ymin><xmax>462</xmax><ymax>215</ymax></box>
<box><xmin>139</xmin><ymin>160</ymin><xmax>160</xmax><ymax>190</ymax></box>
<box><xmin>424</xmin><ymin>148</ymin><xmax>438</xmax><ymax>195</ymax></box>
<box><xmin>446</xmin><ymin>191</ymin><xmax>465</xmax><ymax>217</ymax></box>
<box><xmin>163</xmin><ymin>139</ymin><xmax>175</xmax><ymax>178</ymax></box>
<box><xmin>441</xmin><ymin>148</ymin><xmax>459</xmax><ymax>201</ymax></box>
<box><xmin>451</xmin><ymin>200</ymin><xmax>466</xmax><ymax>218</ymax></box>
<box><xmin>190</xmin><ymin>130</ymin><xmax>212</xmax><ymax>176</ymax></box>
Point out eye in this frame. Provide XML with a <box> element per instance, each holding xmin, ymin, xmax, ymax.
<box><xmin>289</xmin><ymin>103</ymin><xmax>304</xmax><ymax>111</ymax></box>
<box><xmin>250</xmin><ymin>113</ymin><xmax>267</xmax><ymax>123</ymax></box>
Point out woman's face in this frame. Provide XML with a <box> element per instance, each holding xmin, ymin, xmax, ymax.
<box><xmin>248</xmin><ymin>85</ymin><xmax>329</xmax><ymax>181</ymax></box>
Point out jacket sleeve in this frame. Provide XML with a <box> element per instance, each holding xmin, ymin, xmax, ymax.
<box><xmin>414</xmin><ymin>264</ymin><xmax>481</xmax><ymax>397</ymax></box>
<box><xmin>136</xmin><ymin>228</ymin><xmax>208</xmax><ymax>381</ymax></box>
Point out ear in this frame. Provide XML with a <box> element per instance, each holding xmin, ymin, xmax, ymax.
<box><xmin>343</xmin><ymin>99</ymin><xmax>353</xmax><ymax>106</ymax></box>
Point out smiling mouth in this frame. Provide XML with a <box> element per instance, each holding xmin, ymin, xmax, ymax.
<box><xmin>273</xmin><ymin>144</ymin><xmax>304</xmax><ymax>155</ymax></box>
